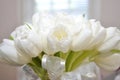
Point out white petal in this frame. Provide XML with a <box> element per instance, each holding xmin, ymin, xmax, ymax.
<box><xmin>32</xmin><ymin>13</ymin><xmax>40</xmax><ymax>28</ymax></box>
<box><xmin>17</xmin><ymin>40</ymin><xmax>39</xmax><ymax>57</ymax></box>
<box><xmin>88</xmin><ymin>28</ymin><xmax>106</xmax><ymax>49</ymax></box>
<box><xmin>98</xmin><ymin>27</ymin><xmax>120</xmax><ymax>52</ymax></box>
<box><xmin>11</xmin><ymin>25</ymin><xmax>30</xmax><ymax>39</ymax></box>
<box><xmin>0</xmin><ymin>40</ymin><xmax>30</xmax><ymax>66</ymax></box>
<box><xmin>104</xmin><ymin>27</ymin><xmax>117</xmax><ymax>40</ymax></box>
<box><xmin>95</xmin><ymin>54</ymin><xmax>120</xmax><ymax>71</ymax></box>
<box><xmin>72</xmin><ymin>27</ymin><xmax>92</xmax><ymax>51</ymax></box>
<box><xmin>11</xmin><ymin>24</ymin><xmax>42</xmax><ymax>57</ymax></box>
<box><xmin>90</xmin><ymin>21</ymin><xmax>101</xmax><ymax>35</ymax></box>
<box><xmin>32</xmin><ymin>12</ymin><xmax>55</xmax><ymax>33</ymax></box>
<box><xmin>46</xmin><ymin>26</ymin><xmax>71</xmax><ymax>54</ymax></box>
<box><xmin>99</xmin><ymin>36</ymin><xmax>120</xmax><ymax>52</ymax></box>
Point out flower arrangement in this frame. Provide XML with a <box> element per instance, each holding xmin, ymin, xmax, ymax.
<box><xmin>0</xmin><ymin>12</ymin><xmax>120</xmax><ymax>80</ymax></box>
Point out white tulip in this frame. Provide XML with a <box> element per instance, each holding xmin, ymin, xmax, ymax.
<box><xmin>33</xmin><ymin>12</ymin><xmax>73</xmax><ymax>55</ymax></box>
<box><xmin>0</xmin><ymin>39</ymin><xmax>30</xmax><ymax>66</ymax></box>
<box><xmin>87</xmin><ymin>20</ymin><xmax>106</xmax><ymax>49</ymax></box>
<box><xmin>54</xmin><ymin>13</ymin><xmax>84</xmax><ymax>36</ymax></box>
<box><xmin>32</xmin><ymin>12</ymin><xmax>56</xmax><ymax>52</ymax></box>
<box><xmin>32</xmin><ymin>13</ymin><xmax>86</xmax><ymax>54</ymax></box>
<box><xmin>94</xmin><ymin>27</ymin><xmax>120</xmax><ymax>71</ymax></box>
<box><xmin>11</xmin><ymin>25</ymin><xmax>42</xmax><ymax>57</ymax></box>
<box><xmin>71</xmin><ymin>19</ymin><xmax>106</xmax><ymax>51</ymax></box>
<box><xmin>45</xmin><ymin>26</ymin><xmax>71</xmax><ymax>55</ymax></box>
<box><xmin>32</xmin><ymin>12</ymin><xmax>81</xmax><ymax>35</ymax></box>
<box><xmin>99</xmin><ymin>27</ymin><xmax>120</xmax><ymax>53</ymax></box>
<box><xmin>32</xmin><ymin>12</ymin><xmax>55</xmax><ymax>34</ymax></box>
<box><xmin>94</xmin><ymin>53</ymin><xmax>120</xmax><ymax>71</ymax></box>
<box><xmin>72</xmin><ymin>23</ymin><xmax>92</xmax><ymax>51</ymax></box>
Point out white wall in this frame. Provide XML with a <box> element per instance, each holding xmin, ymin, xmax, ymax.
<box><xmin>89</xmin><ymin>0</ymin><xmax>120</xmax><ymax>28</ymax></box>
<box><xmin>100</xmin><ymin>0</ymin><xmax>120</xmax><ymax>28</ymax></box>
<box><xmin>0</xmin><ymin>0</ymin><xmax>22</xmax><ymax>42</ymax></box>
<box><xmin>0</xmin><ymin>0</ymin><xmax>22</xmax><ymax>80</ymax></box>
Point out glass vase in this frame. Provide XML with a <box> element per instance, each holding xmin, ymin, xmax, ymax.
<box><xmin>21</xmin><ymin>55</ymin><xmax>102</xmax><ymax>80</ymax></box>
<box><xmin>22</xmin><ymin>63</ymin><xmax>102</xmax><ymax>80</ymax></box>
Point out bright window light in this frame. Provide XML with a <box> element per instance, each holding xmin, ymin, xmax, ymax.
<box><xmin>35</xmin><ymin>0</ymin><xmax>88</xmax><ymax>15</ymax></box>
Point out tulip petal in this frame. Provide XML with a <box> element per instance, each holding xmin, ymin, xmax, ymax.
<box><xmin>46</xmin><ymin>26</ymin><xmax>71</xmax><ymax>55</ymax></box>
<box><xmin>11</xmin><ymin>25</ymin><xmax>42</xmax><ymax>58</ymax></box>
<box><xmin>95</xmin><ymin>54</ymin><xmax>120</xmax><ymax>71</ymax></box>
<box><xmin>0</xmin><ymin>39</ymin><xmax>30</xmax><ymax>66</ymax></box>
<box><xmin>72</xmin><ymin>27</ymin><xmax>92</xmax><ymax>51</ymax></box>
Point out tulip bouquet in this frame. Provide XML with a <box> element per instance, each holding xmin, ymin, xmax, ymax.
<box><xmin>0</xmin><ymin>12</ymin><xmax>120</xmax><ymax>80</ymax></box>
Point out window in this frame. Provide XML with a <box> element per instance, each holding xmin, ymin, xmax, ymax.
<box><xmin>22</xmin><ymin>0</ymin><xmax>88</xmax><ymax>22</ymax></box>
<box><xmin>35</xmin><ymin>0</ymin><xmax>88</xmax><ymax>14</ymax></box>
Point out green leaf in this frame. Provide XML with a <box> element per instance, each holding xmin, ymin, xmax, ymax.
<box><xmin>28</xmin><ymin>63</ymin><xmax>50</xmax><ymax>80</ymax></box>
<box><xmin>54</xmin><ymin>51</ymin><xmax>69</xmax><ymax>60</ymax></box>
<box><xmin>38</xmin><ymin>51</ymin><xmax>45</xmax><ymax>59</ymax></box>
<box><xmin>28</xmin><ymin>54</ymin><xmax>50</xmax><ymax>80</ymax></box>
<box><xmin>9</xmin><ymin>36</ymin><xmax>14</xmax><ymax>40</ymax></box>
<box><xmin>65</xmin><ymin>50</ymin><xmax>98</xmax><ymax>72</ymax></box>
<box><xmin>89</xmin><ymin>50</ymin><xmax>100</xmax><ymax>61</ymax></box>
<box><xmin>111</xmin><ymin>49</ymin><xmax>120</xmax><ymax>53</ymax></box>
<box><xmin>32</xmin><ymin>57</ymin><xmax>41</xmax><ymax>67</ymax></box>
<box><xmin>65</xmin><ymin>51</ymin><xmax>73</xmax><ymax>71</ymax></box>
<box><xmin>28</xmin><ymin>63</ymin><xmax>43</xmax><ymax>75</ymax></box>
<box><xmin>65</xmin><ymin>51</ymin><xmax>83</xmax><ymax>72</ymax></box>
<box><xmin>60</xmin><ymin>52</ymin><xmax>69</xmax><ymax>60</ymax></box>
<box><xmin>54</xmin><ymin>51</ymin><xmax>61</xmax><ymax>57</ymax></box>
<box><xmin>25</xmin><ymin>23</ymin><xmax>32</xmax><ymax>29</ymax></box>
<box><xmin>70</xmin><ymin>51</ymin><xmax>89</xmax><ymax>71</ymax></box>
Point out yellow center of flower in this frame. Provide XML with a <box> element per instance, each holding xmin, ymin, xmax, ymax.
<box><xmin>53</xmin><ymin>28</ymin><xmax>67</xmax><ymax>40</ymax></box>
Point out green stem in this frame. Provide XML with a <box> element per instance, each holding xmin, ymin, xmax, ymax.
<box><xmin>28</xmin><ymin>56</ymin><xmax>50</xmax><ymax>80</ymax></box>
<box><xmin>70</xmin><ymin>51</ymin><xmax>90</xmax><ymax>71</ymax></box>
<box><xmin>111</xmin><ymin>49</ymin><xmax>120</xmax><ymax>53</ymax></box>
<box><xmin>65</xmin><ymin>51</ymin><xmax>83</xmax><ymax>71</ymax></box>
<box><xmin>65</xmin><ymin>50</ymin><xmax>98</xmax><ymax>72</ymax></box>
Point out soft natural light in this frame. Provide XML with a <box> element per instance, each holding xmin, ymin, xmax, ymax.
<box><xmin>35</xmin><ymin>0</ymin><xmax>51</xmax><ymax>10</ymax></box>
<box><xmin>35</xmin><ymin>0</ymin><xmax>88</xmax><ymax>14</ymax></box>
<box><xmin>53</xmin><ymin>0</ymin><xmax>69</xmax><ymax>10</ymax></box>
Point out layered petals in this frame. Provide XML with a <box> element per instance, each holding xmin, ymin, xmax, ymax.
<box><xmin>99</xmin><ymin>27</ymin><xmax>120</xmax><ymax>53</ymax></box>
<box><xmin>0</xmin><ymin>39</ymin><xmax>30</xmax><ymax>66</ymax></box>
<box><xmin>45</xmin><ymin>26</ymin><xmax>71</xmax><ymax>55</ymax></box>
<box><xmin>94</xmin><ymin>53</ymin><xmax>120</xmax><ymax>71</ymax></box>
<box><xmin>11</xmin><ymin>25</ymin><xmax>42</xmax><ymax>57</ymax></box>
<box><xmin>71</xmin><ymin>20</ymin><xmax>106</xmax><ymax>51</ymax></box>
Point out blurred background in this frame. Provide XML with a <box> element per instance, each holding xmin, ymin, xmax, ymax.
<box><xmin>0</xmin><ymin>0</ymin><xmax>120</xmax><ymax>80</ymax></box>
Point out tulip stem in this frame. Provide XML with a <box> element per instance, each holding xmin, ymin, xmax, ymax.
<box><xmin>28</xmin><ymin>56</ymin><xmax>50</xmax><ymax>80</ymax></box>
<box><xmin>65</xmin><ymin>51</ymin><xmax>83</xmax><ymax>71</ymax></box>
<box><xmin>65</xmin><ymin>50</ymin><xmax>98</xmax><ymax>72</ymax></box>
